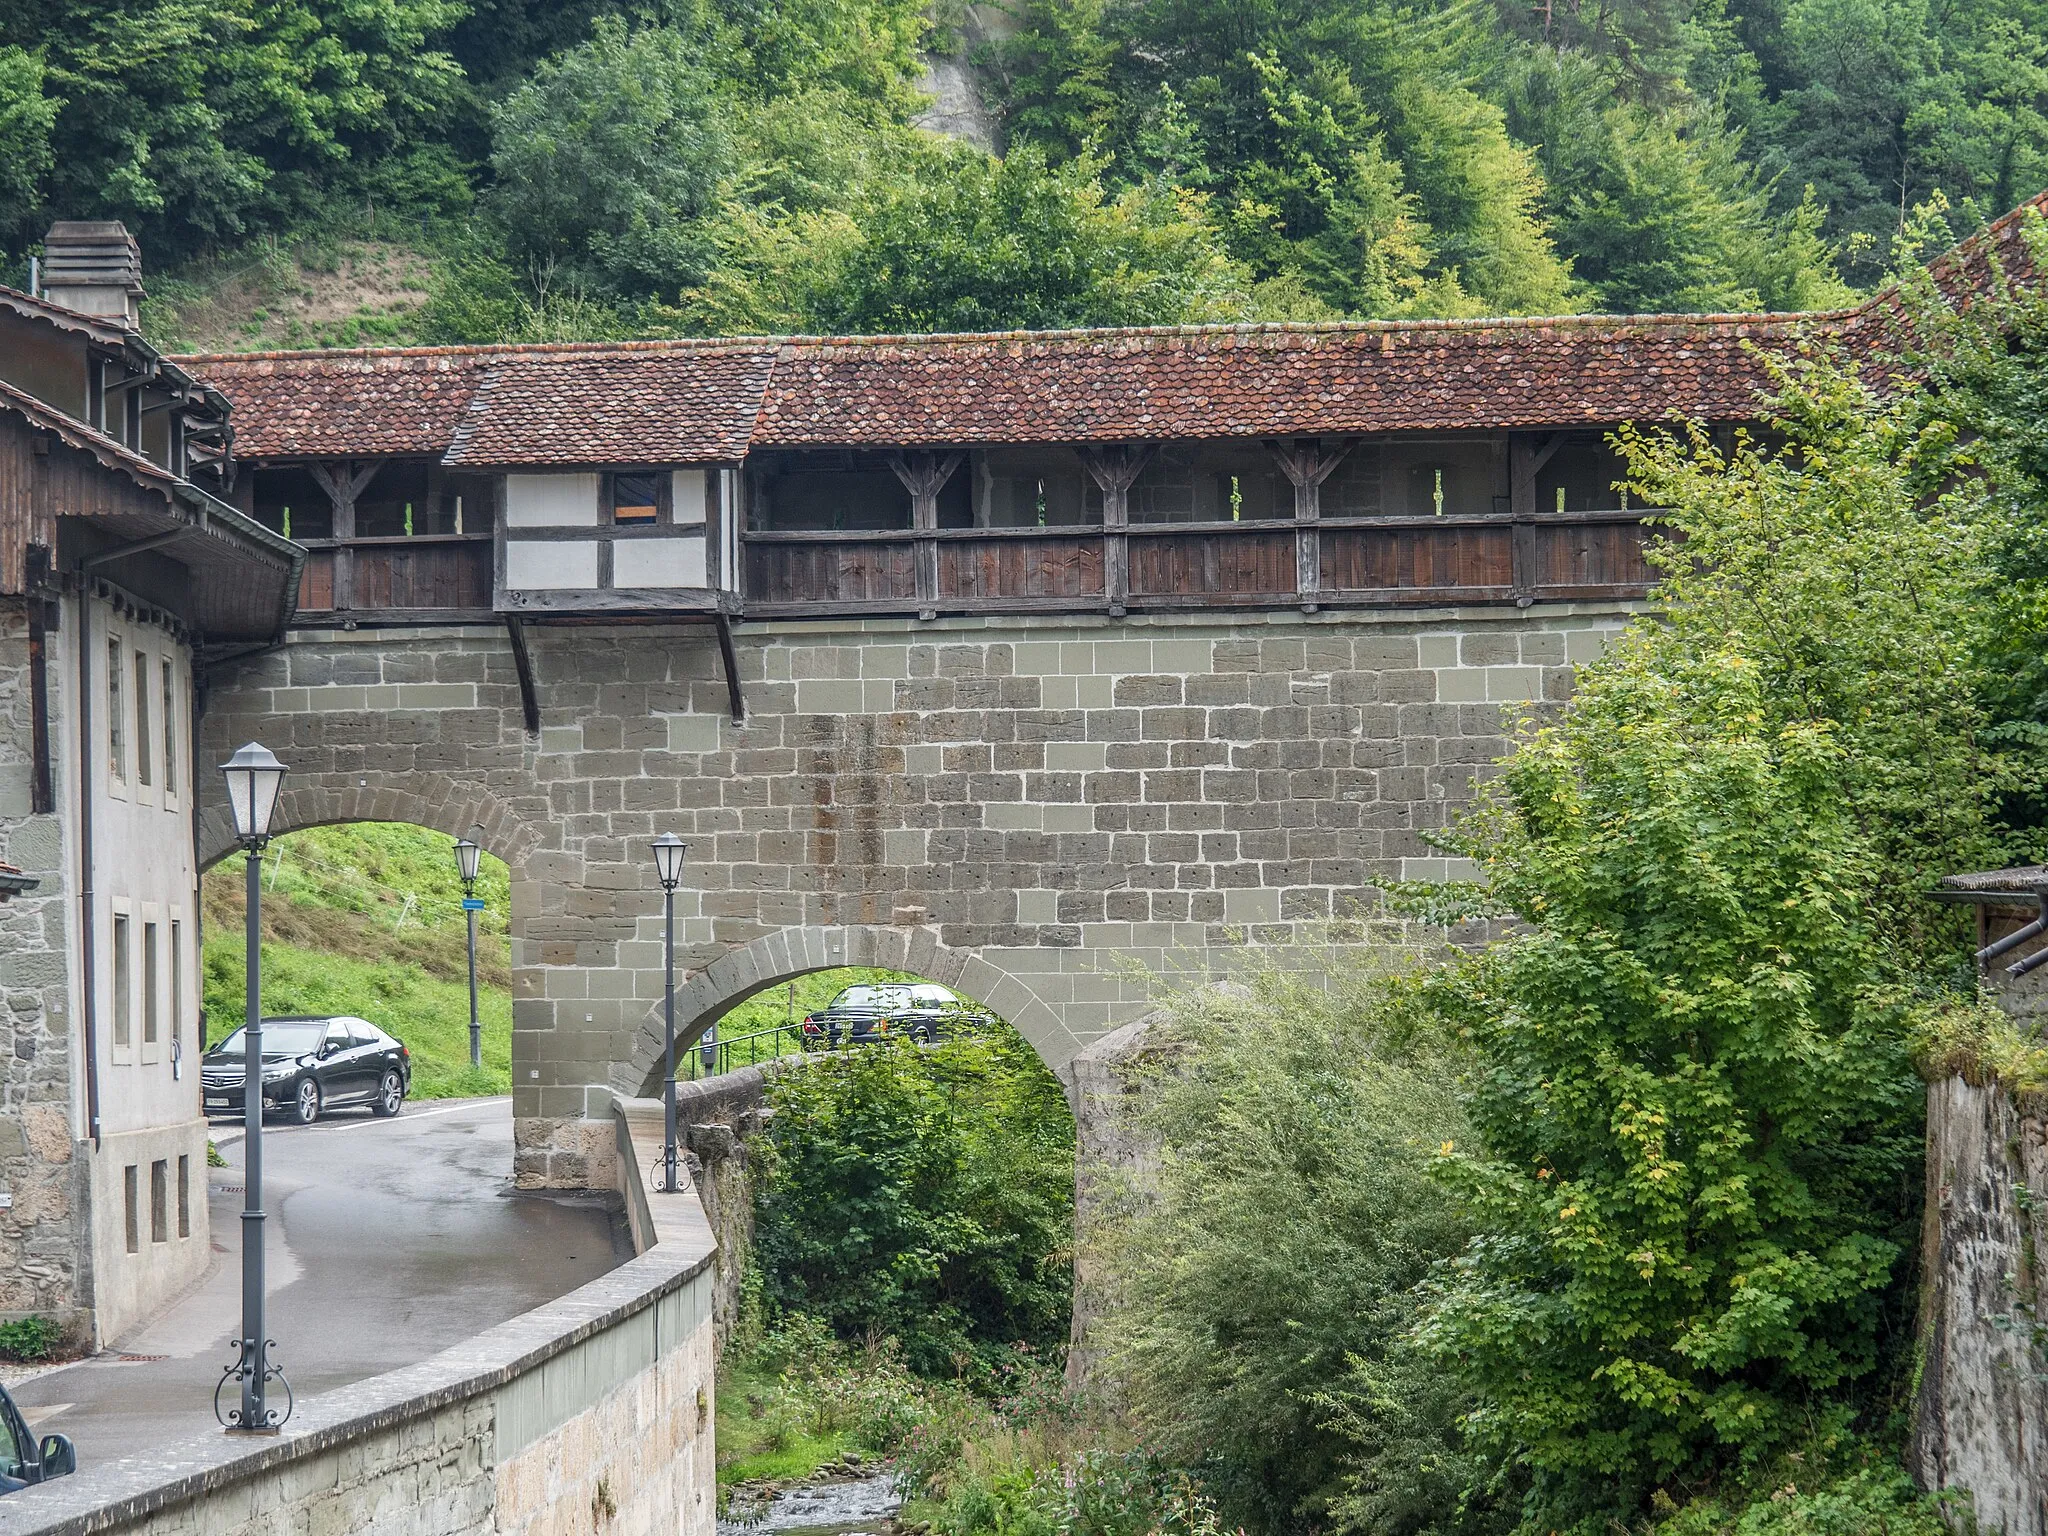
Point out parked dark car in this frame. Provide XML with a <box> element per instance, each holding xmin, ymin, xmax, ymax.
<box><xmin>0</xmin><ymin>1379</ymin><xmax>74</xmax><ymax>1494</ymax></box>
<box><xmin>201</xmin><ymin>1015</ymin><xmax>412</xmax><ymax>1126</ymax></box>
<box><xmin>799</xmin><ymin>983</ymin><xmax>990</xmax><ymax>1048</ymax></box>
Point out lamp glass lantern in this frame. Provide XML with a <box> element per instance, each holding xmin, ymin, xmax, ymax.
<box><xmin>221</xmin><ymin>742</ymin><xmax>288</xmax><ymax>846</ymax></box>
<box><xmin>653</xmin><ymin>833</ymin><xmax>687</xmax><ymax>892</ymax></box>
<box><xmin>453</xmin><ymin>834</ymin><xmax>482</xmax><ymax>887</ymax></box>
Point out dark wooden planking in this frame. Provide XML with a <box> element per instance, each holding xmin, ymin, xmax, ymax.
<box><xmin>1530</xmin><ymin>520</ymin><xmax>1657</xmax><ymax>591</ymax></box>
<box><xmin>938</xmin><ymin>534</ymin><xmax>1103</xmax><ymax>602</ymax></box>
<box><xmin>745</xmin><ymin>538</ymin><xmax>915</xmax><ymax>605</ymax></box>
<box><xmin>1129</xmin><ymin>530</ymin><xmax>1293</xmax><ymax>598</ymax></box>
<box><xmin>1319</xmin><ymin>523</ymin><xmax>1514</xmax><ymax>592</ymax></box>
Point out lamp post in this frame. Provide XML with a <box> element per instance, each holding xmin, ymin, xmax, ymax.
<box><xmin>219</xmin><ymin>742</ymin><xmax>289</xmax><ymax>1433</ymax></box>
<box><xmin>651</xmin><ymin>833</ymin><xmax>687</xmax><ymax>1193</ymax></box>
<box><xmin>454</xmin><ymin>830</ymin><xmax>482</xmax><ymax>1069</ymax></box>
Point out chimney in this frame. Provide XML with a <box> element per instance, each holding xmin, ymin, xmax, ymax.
<box><xmin>39</xmin><ymin>221</ymin><xmax>144</xmax><ymax>327</ymax></box>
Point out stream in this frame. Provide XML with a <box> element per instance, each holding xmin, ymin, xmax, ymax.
<box><xmin>719</xmin><ymin>1472</ymin><xmax>903</xmax><ymax>1536</ymax></box>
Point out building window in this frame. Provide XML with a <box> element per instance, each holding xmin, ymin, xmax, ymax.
<box><xmin>177</xmin><ymin>1156</ymin><xmax>190</xmax><ymax>1238</ymax></box>
<box><xmin>161</xmin><ymin>658</ymin><xmax>176</xmax><ymax>795</ymax></box>
<box><xmin>170</xmin><ymin>920</ymin><xmax>183</xmax><ymax>1056</ymax></box>
<box><xmin>134</xmin><ymin>649</ymin><xmax>152</xmax><ymax>787</ymax></box>
<box><xmin>123</xmin><ymin>1166</ymin><xmax>139</xmax><ymax>1253</ymax></box>
<box><xmin>150</xmin><ymin>1160</ymin><xmax>168</xmax><ymax>1243</ymax></box>
<box><xmin>142</xmin><ymin>922</ymin><xmax>159</xmax><ymax>1046</ymax></box>
<box><xmin>106</xmin><ymin>637</ymin><xmax>123</xmax><ymax>779</ymax></box>
<box><xmin>112</xmin><ymin>914</ymin><xmax>132</xmax><ymax>1051</ymax></box>
<box><xmin>610</xmin><ymin>473</ymin><xmax>662</xmax><ymax>526</ymax></box>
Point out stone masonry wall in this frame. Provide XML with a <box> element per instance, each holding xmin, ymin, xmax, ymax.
<box><xmin>0</xmin><ymin>599</ymin><xmax>87</xmax><ymax>1341</ymax></box>
<box><xmin>0</xmin><ymin>1095</ymin><xmax>721</xmax><ymax>1536</ymax></box>
<box><xmin>196</xmin><ymin>604</ymin><xmax>1629</xmax><ymax>1186</ymax></box>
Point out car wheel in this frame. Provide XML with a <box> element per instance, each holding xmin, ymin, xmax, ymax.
<box><xmin>372</xmin><ymin>1069</ymin><xmax>404</xmax><ymax>1118</ymax></box>
<box><xmin>290</xmin><ymin>1078</ymin><xmax>321</xmax><ymax>1126</ymax></box>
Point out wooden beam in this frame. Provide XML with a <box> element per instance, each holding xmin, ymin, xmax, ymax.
<box><xmin>504</xmin><ymin>616</ymin><xmax>540</xmax><ymax>736</ymax></box>
<box><xmin>889</xmin><ymin>451</ymin><xmax>965</xmax><ymax>620</ymax></box>
<box><xmin>1082</xmin><ymin>445</ymin><xmax>1152</xmax><ymax>617</ymax></box>
<box><xmin>1271</xmin><ymin>439</ymin><xmax>1353</xmax><ymax>611</ymax></box>
<box><xmin>496</xmin><ymin>587</ymin><xmax>729</xmax><ymax>614</ymax></box>
<box><xmin>715</xmin><ymin>611</ymin><xmax>746</xmax><ymax>724</ymax></box>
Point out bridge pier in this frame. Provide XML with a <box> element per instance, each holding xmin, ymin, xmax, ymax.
<box><xmin>197</xmin><ymin>607</ymin><xmax>1628</xmax><ymax>1188</ymax></box>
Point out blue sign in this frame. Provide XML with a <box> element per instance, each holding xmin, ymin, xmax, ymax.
<box><xmin>461</xmin><ymin>898</ymin><xmax>487</xmax><ymax>911</ymax></box>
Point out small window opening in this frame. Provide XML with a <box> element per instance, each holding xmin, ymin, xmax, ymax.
<box><xmin>150</xmin><ymin>1160</ymin><xmax>168</xmax><ymax>1243</ymax></box>
<box><xmin>134</xmin><ymin>650</ymin><xmax>151</xmax><ymax>787</ymax></box>
<box><xmin>1035</xmin><ymin>480</ymin><xmax>1047</xmax><ymax>528</ymax></box>
<box><xmin>612</xmin><ymin>474</ymin><xmax>661</xmax><ymax>525</ymax></box>
<box><xmin>1433</xmin><ymin>468</ymin><xmax>1445</xmax><ymax>517</ymax></box>
<box><xmin>1556</xmin><ymin>484</ymin><xmax>1566</xmax><ymax>514</ymax></box>
<box><xmin>162</xmin><ymin>658</ymin><xmax>176</xmax><ymax>793</ymax></box>
<box><xmin>282</xmin><ymin>505</ymin><xmax>291</xmax><ymax>539</ymax></box>
<box><xmin>123</xmin><ymin>1166</ymin><xmax>139</xmax><ymax>1253</ymax></box>
<box><xmin>112</xmin><ymin>915</ymin><xmax>131</xmax><ymax>1049</ymax></box>
<box><xmin>143</xmin><ymin>922</ymin><xmax>158</xmax><ymax>1045</ymax></box>
<box><xmin>177</xmin><ymin>1155</ymin><xmax>190</xmax><ymax>1238</ymax></box>
<box><xmin>106</xmin><ymin>638</ymin><xmax>123</xmax><ymax>778</ymax></box>
<box><xmin>170</xmin><ymin>920</ymin><xmax>183</xmax><ymax>1054</ymax></box>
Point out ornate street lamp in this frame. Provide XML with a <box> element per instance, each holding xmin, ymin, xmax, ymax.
<box><xmin>454</xmin><ymin>829</ymin><xmax>483</xmax><ymax>1069</ymax></box>
<box><xmin>217</xmin><ymin>742</ymin><xmax>291</xmax><ymax>1433</ymax></box>
<box><xmin>651</xmin><ymin>833</ymin><xmax>687</xmax><ymax>1193</ymax></box>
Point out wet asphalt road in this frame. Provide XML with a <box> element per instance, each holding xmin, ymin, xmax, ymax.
<box><xmin>9</xmin><ymin>1097</ymin><xmax>628</xmax><ymax>1464</ymax></box>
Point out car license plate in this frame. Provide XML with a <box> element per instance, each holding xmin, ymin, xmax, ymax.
<box><xmin>206</xmin><ymin>1096</ymin><xmax>229</xmax><ymax>1107</ymax></box>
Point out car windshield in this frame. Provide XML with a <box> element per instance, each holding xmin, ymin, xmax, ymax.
<box><xmin>211</xmin><ymin>1022</ymin><xmax>328</xmax><ymax>1060</ymax></box>
<box><xmin>830</xmin><ymin>986</ymin><xmax>912</xmax><ymax>1010</ymax></box>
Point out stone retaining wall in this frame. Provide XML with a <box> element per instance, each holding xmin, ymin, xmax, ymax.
<box><xmin>0</xmin><ymin>1100</ymin><xmax>720</xmax><ymax>1536</ymax></box>
<box><xmin>1913</xmin><ymin>1073</ymin><xmax>2048</xmax><ymax>1536</ymax></box>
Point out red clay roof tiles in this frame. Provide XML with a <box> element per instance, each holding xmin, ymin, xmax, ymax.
<box><xmin>177</xmin><ymin>189</ymin><xmax>2048</xmax><ymax>463</ymax></box>
<box><xmin>443</xmin><ymin>347</ymin><xmax>777</xmax><ymax>466</ymax></box>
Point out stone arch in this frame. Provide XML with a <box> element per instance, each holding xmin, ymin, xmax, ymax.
<box><xmin>196</xmin><ymin>778</ymin><xmax>548</xmax><ymax>875</ymax></box>
<box><xmin>612</xmin><ymin>925</ymin><xmax>1084</xmax><ymax>1099</ymax></box>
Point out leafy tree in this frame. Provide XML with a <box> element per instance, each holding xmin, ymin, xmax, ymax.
<box><xmin>483</xmin><ymin>20</ymin><xmax>731</xmax><ymax>300</ymax></box>
<box><xmin>1413</xmin><ymin>350</ymin><xmax>2017</xmax><ymax>1531</ymax></box>
<box><xmin>753</xmin><ymin>1028</ymin><xmax>1075</xmax><ymax>1377</ymax></box>
<box><xmin>1092</xmin><ymin>958</ymin><xmax>1512</xmax><ymax>1536</ymax></box>
<box><xmin>0</xmin><ymin>46</ymin><xmax>57</xmax><ymax>243</ymax></box>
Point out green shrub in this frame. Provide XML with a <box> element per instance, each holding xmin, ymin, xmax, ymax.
<box><xmin>1088</xmin><ymin>955</ymin><xmax>1508</xmax><ymax>1536</ymax></box>
<box><xmin>0</xmin><ymin>1316</ymin><xmax>63</xmax><ymax>1362</ymax></box>
<box><xmin>1412</xmin><ymin>349</ymin><xmax>2019</xmax><ymax>1532</ymax></box>
<box><xmin>753</xmin><ymin>1028</ymin><xmax>1075</xmax><ymax>1378</ymax></box>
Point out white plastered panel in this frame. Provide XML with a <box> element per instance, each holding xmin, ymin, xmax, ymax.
<box><xmin>505</xmin><ymin>540</ymin><xmax>600</xmax><ymax>589</ymax></box>
<box><xmin>505</xmin><ymin>473</ymin><xmax>601</xmax><ymax>527</ymax></box>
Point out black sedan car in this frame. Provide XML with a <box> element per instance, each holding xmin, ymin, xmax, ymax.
<box><xmin>202</xmin><ymin>1015</ymin><xmax>412</xmax><ymax>1125</ymax></box>
<box><xmin>799</xmin><ymin>983</ymin><xmax>990</xmax><ymax>1048</ymax></box>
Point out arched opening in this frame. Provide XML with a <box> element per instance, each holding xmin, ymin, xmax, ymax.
<box><xmin>614</xmin><ymin>924</ymin><xmax>1087</xmax><ymax>1100</ymax></box>
<box><xmin>199</xmin><ymin>820</ymin><xmax>516</xmax><ymax>1100</ymax></box>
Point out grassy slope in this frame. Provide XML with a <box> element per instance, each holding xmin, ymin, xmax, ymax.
<box><xmin>202</xmin><ymin>824</ymin><xmax>513</xmax><ymax>1098</ymax></box>
<box><xmin>145</xmin><ymin>235</ymin><xmax>436</xmax><ymax>354</ymax></box>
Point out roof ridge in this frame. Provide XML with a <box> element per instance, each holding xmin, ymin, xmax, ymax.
<box><xmin>174</xmin><ymin>309</ymin><xmax>1832</xmax><ymax>369</ymax></box>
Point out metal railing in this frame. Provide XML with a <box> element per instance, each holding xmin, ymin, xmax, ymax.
<box><xmin>679</xmin><ymin>1022</ymin><xmax>810</xmax><ymax>1081</ymax></box>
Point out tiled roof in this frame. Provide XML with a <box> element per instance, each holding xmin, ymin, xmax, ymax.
<box><xmin>191</xmin><ymin>349</ymin><xmax>497</xmax><ymax>459</ymax></box>
<box><xmin>443</xmin><ymin>346</ymin><xmax>778</xmax><ymax>466</ymax></box>
<box><xmin>752</xmin><ymin>315</ymin><xmax>1805</xmax><ymax>446</ymax></box>
<box><xmin>176</xmin><ymin>188</ymin><xmax>2048</xmax><ymax>461</ymax></box>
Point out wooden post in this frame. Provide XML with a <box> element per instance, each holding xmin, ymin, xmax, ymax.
<box><xmin>1083</xmin><ymin>445</ymin><xmax>1152</xmax><ymax>616</ymax></box>
<box><xmin>309</xmin><ymin>461</ymin><xmax>381</xmax><ymax>616</ymax></box>
<box><xmin>1271</xmin><ymin>440</ymin><xmax>1351</xmax><ymax>612</ymax></box>
<box><xmin>1507</xmin><ymin>433</ymin><xmax>1562</xmax><ymax>606</ymax></box>
<box><xmin>889</xmin><ymin>452</ymin><xmax>964</xmax><ymax>620</ymax></box>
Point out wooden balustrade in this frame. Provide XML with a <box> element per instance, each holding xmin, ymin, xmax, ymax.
<box><xmin>739</xmin><ymin>510</ymin><xmax>1659</xmax><ymax>618</ymax></box>
<box><xmin>285</xmin><ymin>512</ymin><xmax>1658</xmax><ymax>627</ymax></box>
<box><xmin>295</xmin><ymin>533</ymin><xmax>494</xmax><ymax>624</ymax></box>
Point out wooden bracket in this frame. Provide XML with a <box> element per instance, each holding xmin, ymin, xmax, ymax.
<box><xmin>714</xmin><ymin>611</ymin><xmax>747</xmax><ymax>724</ymax></box>
<box><xmin>504</xmin><ymin>616</ymin><xmax>539</xmax><ymax>736</ymax></box>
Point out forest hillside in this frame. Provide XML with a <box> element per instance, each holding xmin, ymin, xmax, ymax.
<box><xmin>4</xmin><ymin>0</ymin><xmax>2043</xmax><ymax>346</ymax></box>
